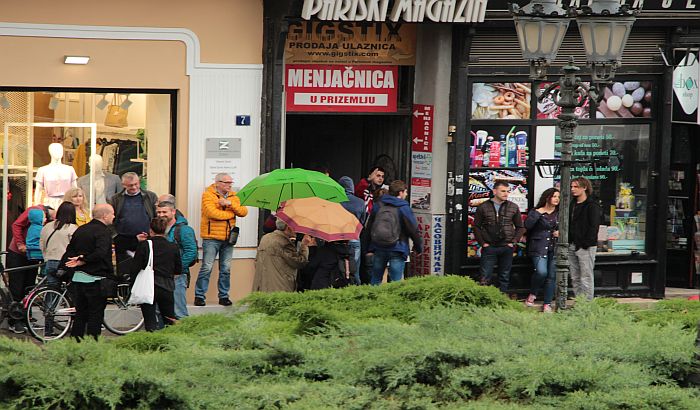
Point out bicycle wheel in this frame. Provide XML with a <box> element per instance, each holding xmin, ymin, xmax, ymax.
<box><xmin>26</xmin><ymin>288</ymin><xmax>74</xmax><ymax>341</ymax></box>
<box><xmin>103</xmin><ymin>283</ymin><xmax>144</xmax><ymax>335</ymax></box>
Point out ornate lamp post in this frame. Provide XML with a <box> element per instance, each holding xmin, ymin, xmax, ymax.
<box><xmin>509</xmin><ymin>0</ymin><xmax>639</xmax><ymax>310</ymax></box>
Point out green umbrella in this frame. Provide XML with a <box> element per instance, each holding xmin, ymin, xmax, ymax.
<box><xmin>237</xmin><ymin>168</ymin><xmax>349</xmax><ymax>210</ymax></box>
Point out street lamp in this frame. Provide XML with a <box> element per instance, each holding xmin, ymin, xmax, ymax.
<box><xmin>509</xmin><ymin>0</ymin><xmax>639</xmax><ymax>310</ymax></box>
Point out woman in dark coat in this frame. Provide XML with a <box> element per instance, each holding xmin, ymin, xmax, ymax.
<box><xmin>309</xmin><ymin>239</ymin><xmax>353</xmax><ymax>290</ymax></box>
<box><xmin>126</xmin><ymin>217</ymin><xmax>182</xmax><ymax>331</ymax></box>
<box><xmin>524</xmin><ymin>188</ymin><xmax>560</xmax><ymax>312</ymax></box>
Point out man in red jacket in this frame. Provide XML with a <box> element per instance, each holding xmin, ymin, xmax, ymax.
<box><xmin>354</xmin><ymin>166</ymin><xmax>386</xmax><ymax>223</ymax></box>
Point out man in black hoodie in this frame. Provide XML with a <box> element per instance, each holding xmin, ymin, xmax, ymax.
<box><xmin>568</xmin><ymin>177</ymin><xmax>601</xmax><ymax>300</ymax></box>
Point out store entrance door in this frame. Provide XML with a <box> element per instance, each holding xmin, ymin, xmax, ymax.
<box><xmin>285</xmin><ymin>114</ymin><xmax>411</xmax><ymax>184</ymax></box>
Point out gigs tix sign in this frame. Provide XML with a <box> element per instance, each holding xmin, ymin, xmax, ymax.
<box><xmin>285</xmin><ymin>64</ymin><xmax>398</xmax><ymax>112</ymax></box>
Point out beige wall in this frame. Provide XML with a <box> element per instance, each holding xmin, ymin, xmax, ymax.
<box><xmin>0</xmin><ymin>0</ymin><xmax>263</xmax><ymax>64</ymax></box>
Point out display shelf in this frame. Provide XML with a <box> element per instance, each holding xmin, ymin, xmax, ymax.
<box><xmin>469</xmin><ymin>167</ymin><xmax>529</xmax><ymax>171</ymax></box>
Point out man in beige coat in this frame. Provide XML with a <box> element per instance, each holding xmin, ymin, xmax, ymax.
<box><xmin>253</xmin><ymin>218</ymin><xmax>311</xmax><ymax>292</ymax></box>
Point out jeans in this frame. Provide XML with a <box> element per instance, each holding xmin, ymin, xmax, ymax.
<box><xmin>348</xmin><ymin>240</ymin><xmax>361</xmax><ymax>285</ymax></box>
<box><xmin>479</xmin><ymin>245</ymin><xmax>514</xmax><ymax>292</ymax></box>
<box><xmin>568</xmin><ymin>245</ymin><xmax>596</xmax><ymax>300</ymax></box>
<box><xmin>370</xmin><ymin>250</ymin><xmax>406</xmax><ymax>286</ymax></box>
<box><xmin>530</xmin><ymin>254</ymin><xmax>556</xmax><ymax>304</ymax></box>
<box><xmin>195</xmin><ymin>239</ymin><xmax>234</xmax><ymax>300</ymax></box>
<box><xmin>173</xmin><ymin>274</ymin><xmax>189</xmax><ymax>319</ymax></box>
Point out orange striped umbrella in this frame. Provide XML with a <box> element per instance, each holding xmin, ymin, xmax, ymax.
<box><xmin>276</xmin><ymin>197</ymin><xmax>362</xmax><ymax>241</ymax></box>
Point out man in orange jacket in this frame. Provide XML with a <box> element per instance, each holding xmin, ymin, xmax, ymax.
<box><xmin>194</xmin><ymin>173</ymin><xmax>248</xmax><ymax>306</ymax></box>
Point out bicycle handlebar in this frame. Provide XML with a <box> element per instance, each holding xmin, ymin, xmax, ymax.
<box><xmin>1</xmin><ymin>262</ymin><xmax>46</xmax><ymax>274</ymax></box>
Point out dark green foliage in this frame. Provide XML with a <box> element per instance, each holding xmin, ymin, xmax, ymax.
<box><xmin>0</xmin><ymin>276</ymin><xmax>698</xmax><ymax>409</ymax></box>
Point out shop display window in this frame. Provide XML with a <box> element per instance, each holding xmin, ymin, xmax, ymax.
<box><xmin>1</xmin><ymin>91</ymin><xmax>172</xmax><ymax>250</ymax></box>
<box><xmin>471</xmin><ymin>82</ymin><xmax>532</xmax><ymax>120</ymax></box>
<box><xmin>467</xmin><ymin>125</ymin><xmax>530</xmax><ymax>259</ymax></box>
<box><xmin>536</xmin><ymin>124</ymin><xmax>650</xmax><ymax>255</ymax></box>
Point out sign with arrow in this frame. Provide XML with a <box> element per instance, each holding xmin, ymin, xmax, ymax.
<box><xmin>411</xmin><ymin>104</ymin><xmax>433</xmax><ymax>152</ymax></box>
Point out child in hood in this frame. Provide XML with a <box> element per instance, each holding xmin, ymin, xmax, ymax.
<box><xmin>26</xmin><ymin>208</ymin><xmax>45</xmax><ymax>261</ymax></box>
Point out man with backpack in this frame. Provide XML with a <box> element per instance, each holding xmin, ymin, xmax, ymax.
<box><xmin>367</xmin><ymin>180</ymin><xmax>422</xmax><ymax>285</ymax></box>
<box><xmin>156</xmin><ymin>196</ymin><xmax>198</xmax><ymax>319</ymax></box>
<box><xmin>473</xmin><ymin>181</ymin><xmax>526</xmax><ymax>293</ymax></box>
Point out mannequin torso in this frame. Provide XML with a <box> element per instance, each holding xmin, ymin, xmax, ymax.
<box><xmin>34</xmin><ymin>143</ymin><xmax>77</xmax><ymax>208</ymax></box>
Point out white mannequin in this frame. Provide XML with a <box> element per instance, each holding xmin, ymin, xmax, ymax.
<box><xmin>34</xmin><ymin>143</ymin><xmax>78</xmax><ymax>208</ymax></box>
<box><xmin>77</xmin><ymin>154</ymin><xmax>121</xmax><ymax>205</ymax></box>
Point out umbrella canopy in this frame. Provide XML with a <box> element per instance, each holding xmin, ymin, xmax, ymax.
<box><xmin>277</xmin><ymin>197</ymin><xmax>362</xmax><ymax>241</ymax></box>
<box><xmin>237</xmin><ymin>168</ymin><xmax>348</xmax><ymax>210</ymax></box>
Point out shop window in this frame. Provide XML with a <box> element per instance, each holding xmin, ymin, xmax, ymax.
<box><xmin>595</xmin><ymin>81</ymin><xmax>653</xmax><ymax>119</ymax></box>
<box><xmin>536</xmin><ymin>124</ymin><xmax>650</xmax><ymax>255</ymax></box>
<box><xmin>1</xmin><ymin>91</ymin><xmax>172</xmax><ymax>249</ymax></box>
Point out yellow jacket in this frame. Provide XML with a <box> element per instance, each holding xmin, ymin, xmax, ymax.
<box><xmin>200</xmin><ymin>184</ymin><xmax>248</xmax><ymax>241</ymax></box>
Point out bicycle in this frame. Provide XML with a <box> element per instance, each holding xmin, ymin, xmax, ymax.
<box><xmin>25</xmin><ymin>275</ymin><xmax>145</xmax><ymax>342</ymax></box>
<box><xmin>0</xmin><ymin>251</ymin><xmax>47</xmax><ymax>332</ymax></box>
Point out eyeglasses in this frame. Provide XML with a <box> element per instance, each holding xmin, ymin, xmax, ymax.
<box><xmin>217</xmin><ymin>180</ymin><xmax>233</xmax><ymax>184</ymax></box>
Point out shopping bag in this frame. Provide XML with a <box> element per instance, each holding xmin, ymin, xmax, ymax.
<box><xmin>104</xmin><ymin>94</ymin><xmax>128</xmax><ymax>127</ymax></box>
<box><xmin>128</xmin><ymin>240</ymin><xmax>154</xmax><ymax>305</ymax></box>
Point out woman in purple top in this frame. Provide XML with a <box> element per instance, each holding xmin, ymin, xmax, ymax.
<box><xmin>524</xmin><ymin>188</ymin><xmax>560</xmax><ymax>312</ymax></box>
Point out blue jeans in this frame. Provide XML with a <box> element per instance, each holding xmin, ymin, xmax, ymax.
<box><xmin>479</xmin><ymin>245</ymin><xmax>514</xmax><ymax>292</ymax></box>
<box><xmin>348</xmin><ymin>240</ymin><xmax>361</xmax><ymax>285</ymax></box>
<box><xmin>173</xmin><ymin>274</ymin><xmax>189</xmax><ymax>319</ymax></box>
<box><xmin>195</xmin><ymin>239</ymin><xmax>233</xmax><ymax>300</ymax></box>
<box><xmin>370</xmin><ymin>250</ymin><xmax>406</xmax><ymax>286</ymax></box>
<box><xmin>530</xmin><ymin>254</ymin><xmax>556</xmax><ymax>304</ymax></box>
<box><xmin>43</xmin><ymin>260</ymin><xmax>61</xmax><ymax>286</ymax></box>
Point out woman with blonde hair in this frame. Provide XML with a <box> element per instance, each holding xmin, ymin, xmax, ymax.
<box><xmin>63</xmin><ymin>187</ymin><xmax>91</xmax><ymax>226</ymax></box>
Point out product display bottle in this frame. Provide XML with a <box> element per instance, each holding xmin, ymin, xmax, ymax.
<box><xmin>499</xmin><ymin>134</ymin><xmax>507</xmax><ymax>167</ymax></box>
<box><xmin>516</xmin><ymin>131</ymin><xmax>528</xmax><ymax>167</ymax></box>
<box><xmin>507</xmin><ymin>134</ymin><xmax>517</xmax><ymax>166</ymax></box>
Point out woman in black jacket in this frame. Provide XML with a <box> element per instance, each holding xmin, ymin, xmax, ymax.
<box><xmin>126</xmin><ymin>217</ymin><xmax>182</xmax><ymax>331</ymax></box>
<box><xmin>524</xmin><ymin>188</ymin><xmax>559</xmax><ymax>312</ymax></box>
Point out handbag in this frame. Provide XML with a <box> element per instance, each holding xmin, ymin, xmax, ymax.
<box><xmin>227</xmin><ymin>223</ymin><xmax>240</xmax><ymax>245</ymax></box>
<box><xmin>128</xmin><ymin>240</ymin><xmax>154</xmax><ymax>305</ymax></box>
<box><xmin>104</xmin><ymin>94</ymin><xmax>129</xmax><ymax>128</ymax></box>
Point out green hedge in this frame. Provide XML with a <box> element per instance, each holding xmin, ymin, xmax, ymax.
<box><xmin>0</xmin><ymin>276</ymin><xmax>698</xmax><ymax>409</ymax></box>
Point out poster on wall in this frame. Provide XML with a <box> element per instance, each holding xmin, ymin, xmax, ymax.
<box><xmin>285</xmin><ymin>64</ymin><xmax>398</xmax><ymax>112</ymax></box>
<box><xmin>596</xmin><ymin>81</ymin><xmax>653</xmax><ymax>119</ymax></box>
<box><xmin>410</xmin><ymin>178</ymin><xmax>431</xmax><ymax>210</ymax></box>
<box><xmin>411</xmin><ymin>152</ymin><xmax>432</xmax><ymax>179</ymax></box>
<box><xmin>672</xmin><ymin>49</ymin><xmax>700</xmax><ymax>124</ymax></box>
<box><xmin>285</xmin><ymin>21</ymin><xmax>416</xmax><ymax>66</ymax></box>
<box><xmin>471</xmin><ymin>82</ymin><xmax>531</xmax><ymax>120</ymax></box>
<box><xmin>204</xmin><ymin>138</ymin><xmax>242</xmax><ymax>191</ymax></box>
<box><xmin>537</xmin><ymin>82</ymin><xmax>590</xmax><ymax>119</ymax></box>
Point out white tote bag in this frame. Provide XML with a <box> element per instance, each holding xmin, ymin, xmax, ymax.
<box><xmin>128</xmin><ymin>240</ymin><xmax>154</xmax><ymax>305</ymax></box>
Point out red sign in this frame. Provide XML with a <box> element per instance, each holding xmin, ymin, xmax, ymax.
<box><xmin>412</xmin><ymin>104</ymin><xmax>433</xmax><ymax>152</ymax></box>
<box><xmin>285</xmin><ymin>64</ymin><xmax>398</xmax><ymax>112</ymax></box>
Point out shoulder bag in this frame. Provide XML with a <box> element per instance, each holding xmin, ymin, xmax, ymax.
<box><xmin>128</xmin><ymin>240</ymin><xmax>154</xmax><ymax>305</ymax></box>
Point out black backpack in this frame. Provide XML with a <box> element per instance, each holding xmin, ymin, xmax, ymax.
<box><xmin>174</xmin><ymin>224</ymin><xmax>200</xmax><ymax>267</ymax></box>
<box><xmin>370</xmin><ymin>204</ymin><xmax>401</xmax><ymax>247</ymax></box>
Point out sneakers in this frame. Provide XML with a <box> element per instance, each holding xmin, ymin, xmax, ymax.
<box><xmin>194</xmin><ymin>297</ymin><xmax>205</xmax><ymax>306</ymax></box>
<box><xmin>218</xmin><ymin>298</ymin><xmax>233</xmax><ymax>306</ymax></box>
<box><xmin>542</xmin><ymin>304</ymin><xmax>553</xmax><ymax>313</ymax></box>
<box><xmin>525</xmin><ymin>294</ymin><xmax>536</xmax><ymax>307</ymax></box>
<box><xmin>11</xmin><ymin>322</ymin><xmax>26</xmax><ymax>334</ymax></box>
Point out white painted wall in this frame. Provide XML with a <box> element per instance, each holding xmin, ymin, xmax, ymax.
<box><xmin>186</xmin><ymin>67</ymin><xmax>262</xmax><ymax>255</ymax></box>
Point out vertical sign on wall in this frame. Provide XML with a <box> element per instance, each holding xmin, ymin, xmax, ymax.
<box><xmin>411</xmin><ymin>104</ymin><xmax>433</xmax><ymax>210</ymax></box>
<box><xmin>410</xmin><ymin>212</ymin><xmax>432</xmax><ymax>277</ymax></box>
<box><xmin>432</xmin><ymin>214</ymin><xmax>445</xmax><ymax>276</ymax></box>
<box><xmin>672</xmin><ymin>49</ymin><xmax>700</xmax><ymax>125</ymax></box>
